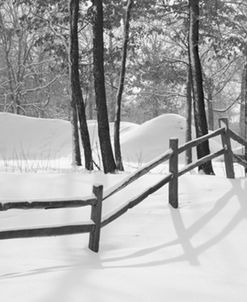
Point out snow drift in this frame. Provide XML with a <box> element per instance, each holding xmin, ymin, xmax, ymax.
<box><xmin>0</xmin><ymin>113</ymin><xmax>72</xmax><ymax>160</ymax></box>
<box><xmin>120</xmin><ymin>114</ymin><xmax>221</xmax><ymax>163</ymax></box>
<box><xmin>0</xmin><ymin>112</ymin><xmax>222</xmax><ymax>169</ymax></box>
<box><xmin>0</xmin><ymin>113</ymin><xmax>138</xmax><ymax>161</ymax></box>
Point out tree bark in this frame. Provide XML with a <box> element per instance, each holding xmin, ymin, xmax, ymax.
<box><xmin>185</xmin><ymin>64</ymin><xmax>192</xmax><ymax>164</ymax></box>
<box><xmin>69</xmin><ymin>0</ymin><xmax>93</xmax><ymax>170</ymax></box>
<box><xmin>71</xmin><ymin>103</ymin><xmax>82</xmax><ymax>166</ymax></box>
<box><xmin>109</xmin><ymin>77</ymin><xmax>116</xmax><ymax>122</ymax></box>
<box><xmin>114</xmin><ymin>0</ymin><xmax>133</xmax><ymax>171</ymax></box>
<box><xmin>240</xmin><ymin>62</ymin><xmax>247</xmax><ymax>137</ymax></box>
<box><xmin>189</xmin><ymin>0</ymin><xmax>214</xmax><ymax>175</ymax></box>
<box><xmin>243</xmin><ymin>60</ymin><xmax>247</xmax><ymax>173</ymax></box>
<box><xmin>108</xmin><ymin>30</ymin><xmax>116</xmax><ymax>123</ymax></box>
<box><xmin>207</xmin><ymin>100</ymin><xmax>214</xmax><ymax>131</ymax></box>
<box><xmin>87</xmin><ymin>56</ymin><xmax>94</xmax><ymax>120</ymax></box>
<box><xmin>92</xmin><ymin>0</ymin><xmax>116</xmax><ymax>173</ymax></box>
<box><xmin>207</xmin><ymin>93</ymin><xmax>214</xmax><ymax>131</ymax></box>
<box><xmin>205</xmin><ymin>78</ymin><xmax>214</xmax><ymax>131</ymax></box>
<box><xmin>87</xmin><ymin>85</ymin><xmax>94</xmax><ymax>120</ymax></box>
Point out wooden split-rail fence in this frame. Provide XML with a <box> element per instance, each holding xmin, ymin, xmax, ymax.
<box><xmin>0</xmin><ymin>118</ymin><xmax>246</xmax><ymax>252</ymax></box>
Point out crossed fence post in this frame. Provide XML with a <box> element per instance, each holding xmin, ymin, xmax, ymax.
<box><xmin>219</xmin><ymin>118</ymin><xmax>235</xmax><ymax>179</ymax></box>
<box><xmin>89</xmin><ymin>184</ymin><xmax>103</xmax><ymax>252</ymax></box>
<box><xmin>169</xmin><ymin>138</ymin><xmax>179</xmax><ymax>209</ymax></box>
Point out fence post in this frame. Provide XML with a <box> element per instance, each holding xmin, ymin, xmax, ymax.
<box><xmin>89</xmin><ymin>184</ymin><xmax>103</xmax><ymax>252</ymax></box>
<box><xmin>219</xmin><ymin>118</ymin><xmax>235</xmax><ymax>179</ymax></box>
<box><xmin>169</xmin><ymin>138</ymin><xmax>179</xmax><ymax>208</ymax></box>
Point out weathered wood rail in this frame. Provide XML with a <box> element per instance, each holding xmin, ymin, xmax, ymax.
<box><xmin>0</xmin><ymin>185</ymin><xmax>103</xmax><ymax>253</ymax></box>
<box><xmin>0</xmin><ymin>118</ymin><xmax>246</xmax><ymax>252</ymax></box>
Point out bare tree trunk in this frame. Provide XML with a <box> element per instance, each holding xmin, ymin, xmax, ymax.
<box><xmin>71</xmin><ymin>103</ymin><xmax>82</xmax><ymax>166</ymax></box>
<box><xmin>77</xmin><ymin>98</ymin><xmax>94</xmax><ymax>170</ymax></box>
<box><xmin>69</xmin><ymin>0</ymin><xmax>93</xmax><ymax>170</ymax></box>
<box><xmin>87</xmin><ymin>56</ymin><xmax>94</xmax><ymax>120</ymax></box>
<box><xmin>108</xmin><ymin>30</ymin><xmax>116</xmax><ymax>123</ymax></box>
<box><xmin>185</xmin><ymin>64</ymin><xmax>192</xmax><ymax>164</ymax></box>
<box><xmin>243</xmin><ymin>61</ymin><xmax>247</xmax><ymax>173</ymax></box>
<box><xmin>207</xmin><ymin>93</ymin><xmax>214</xmax><ymax>131</ymax></box>
<box><xmin>240</xmin><ymin>62</ymin><xmax>247</xmax><ymax>137</ymax></box>
<box><xmin>92</xmin><ymin>0</ymin><xmax>116</xmax><ymax>173</ymax></box>
<box><xmin>189</xmin><ymin>0</ymin><xmax>214</xmax><ymax>175</ymax></box>
<box><xmin>87</xmin><ymin>86</ymin><xmax>94</xmax><ymax>120</ymax></box>
<box><xmin>114</xmin><ymin>0</ymin><xmax>133</xmax><ymax>171</ymax></box>
<box><xmin>109</xmin><ymin>77</ymin><xmax>116</xmax><ymax>122</ymax></box>
<box><xmin>205</xmin><ymin>77</ymin><xmax>214</xmax><ymax>131</ymax></box>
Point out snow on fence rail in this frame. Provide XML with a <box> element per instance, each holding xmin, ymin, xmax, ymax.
<box><xmin>100</xmin><ymin>118</ymin><xmax>246</xmax><ymax>226</ymax></box>
<box><xmin>101</xmin><ymin>123</ymin><xmax>228</xmax><ymax>219</ymax></box>
<box><xmin>0</xmin><ymin>118</ymin><xmax>246</xmax><ymax>252</ymax></box>
<box><xmin>0</xmin><ymin>185</ymin><xmax>103</xmax><ymax>253</ymax></box>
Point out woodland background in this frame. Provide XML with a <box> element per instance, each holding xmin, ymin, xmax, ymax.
<box><xmin>0</xmin><ymin>0</ymin><xmax>246</xmax><ymax>172</ymax></box>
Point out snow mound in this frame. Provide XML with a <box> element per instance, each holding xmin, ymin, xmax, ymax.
<box><xmin>0</xmin><ymin>113</ymin><xmax>72</xmax><ymax>160</ymax></box>
<box><xmin>87</xmin><ymin>120</ymin><xmax>139</xmax><ymax>150</ymax></box>
<box><xmin>121</xmin><ymin>113</ymin><xmax>221</xmax><ymax>163</ymax></box>
<box><xmin>0</xmin><ymin>112</ymin><xmax>222</xmax><ymax>168</ymax></box>
<box><xmin>0</xmin><ymin>113</ymin><xmax>138</xmax><ymax>161</ymax></box>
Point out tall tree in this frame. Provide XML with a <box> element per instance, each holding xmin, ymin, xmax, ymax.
<box><xmin>241</xmin><ymin>48</ymin><xmax>247</xmax><ymax>172</ymax></box>
<box><xmin>185</xmin><ymin>63</ymin><xmax>193</xmax><ymax>164</ymax></box>
<box><xmin>114</xmin><ymin>0</ymin><xmax>133</xmax><ymax>171</ymax></box>
<box><xmin>69</xmin><ymin>0</ymin><xmax>93</xmax><ymax>170</ymax></box>
<box><xmin>91</xmin><ymin>0</ymin><xmax>116</xmax><ymax>173</ymax></box>
<box><xmin>240</xmin><ymin>63</ymin><xmax>246</xmax><ymax>137</ymax></box>
<box><xmin>189</xmin><ymin>0</ymin><xmax>214</xmax><ymax>174</ymax></box>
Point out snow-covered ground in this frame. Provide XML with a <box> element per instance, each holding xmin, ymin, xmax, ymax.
<box><xmin>0</xmin><ymin>113</ymin><xmax>247</xmax><ymax>301</ymax></box>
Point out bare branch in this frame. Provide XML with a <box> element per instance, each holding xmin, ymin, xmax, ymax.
<box><xmin>213</xmin><ymin>94</ymin><xmax>241</xmax><ymax>113</ymax></box>
<box><xmin>20</xmin><ymin>76</ymin><xmax>60</xmax><ymax>95</ymax></box>
<box><xmin>31</xmin><ymin>13</ymin><xmax>69</xmax><ymax>55</ymax></box>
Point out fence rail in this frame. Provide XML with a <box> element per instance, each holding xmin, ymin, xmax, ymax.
<box><xmin>0</xmin><ymin>118</ymin><xmax>246</xmax><ymax>252</ymax></box>
<box><xmin>0</xmin><ymin>197</ymin><xmax>96</xmax><ymax>211</ymax></box>
<box><xmin>0</xmin><ymin>223</ymin><xmax>94</xmax><ymax>240</ymax></box>
<box><xmin>0</xmin><ymin>185</ymin><xmax>103</xmax><ymax>252</ymax></box>
<box><xmin>103</xmin><ymin>148</ymin><xmax>173</xmax><ymax>200</ymax></box>
<box><xmin>101</xmin><ymin>173</ymin><xmax>173</xmax><ymax>227</ymax></box>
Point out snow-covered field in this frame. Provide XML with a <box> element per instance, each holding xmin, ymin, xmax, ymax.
<box><xmin>0</xmin><ymin>112</ymin><xmax>247</xmax><ymax>302</ymax></box>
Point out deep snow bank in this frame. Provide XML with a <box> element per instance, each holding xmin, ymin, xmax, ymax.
<box><xmin>0</xmin><ymin>113</ymin><xmax>72</xmax><ymax>160</ymax></box>
<box><xmin>0</xmin><ymin>112</ymin><xmax>222</xmax><ymax>167</ymax></box>
<box><xmin>87</xmin><ymin>119</ymin><xmax>139</xmax><ymax>151</ymax></box>
<box><xmin>0</xmin><ymin>113</ymin><xmax>139</xmax><ymax>162</ymax></box>
<box><xmin>121</xmin><ymin>114</ymin><xmax>221</xmax><ymax>163</ymax></box>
